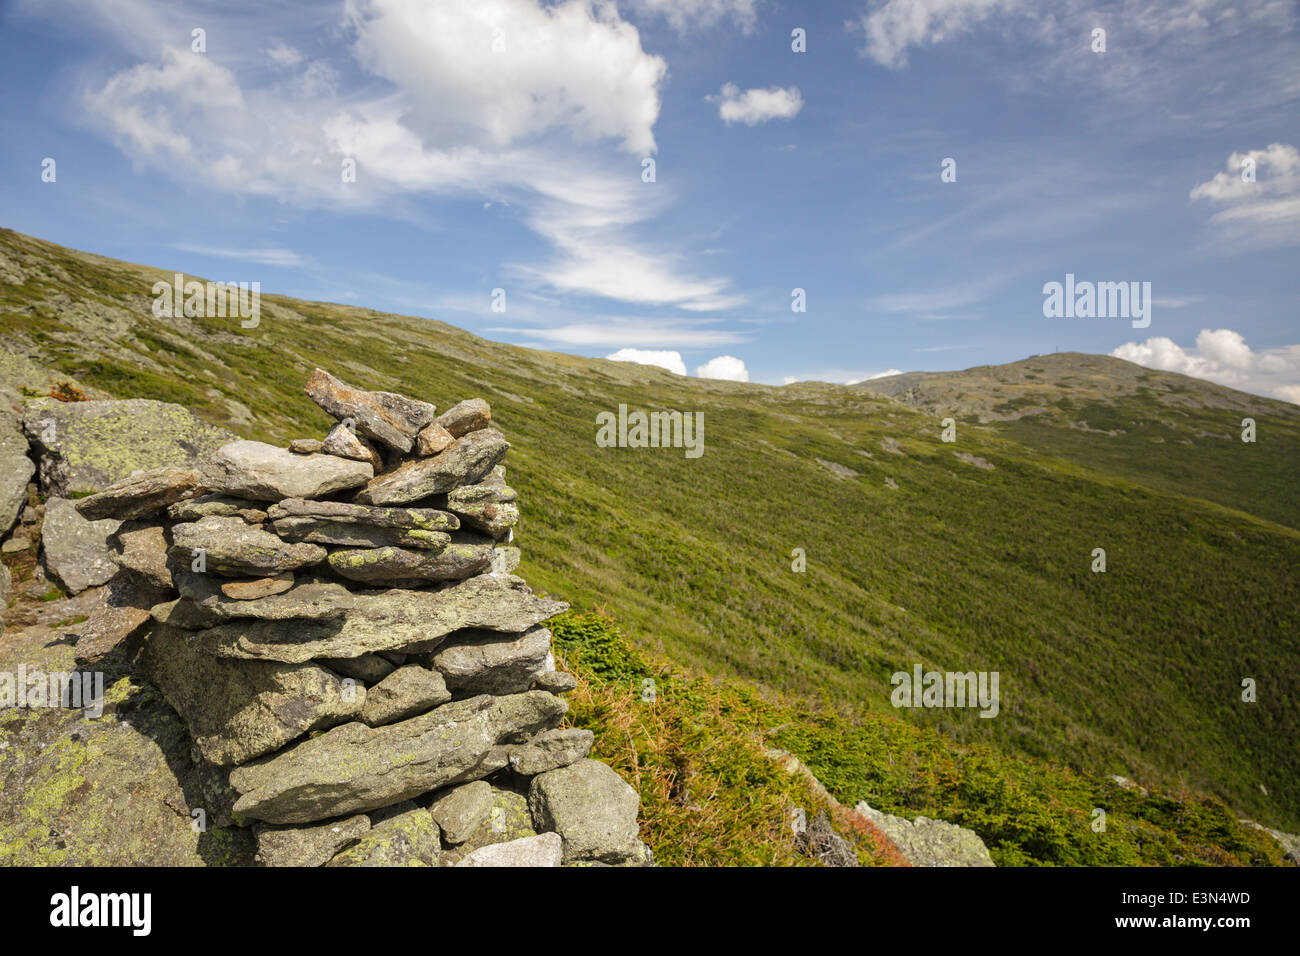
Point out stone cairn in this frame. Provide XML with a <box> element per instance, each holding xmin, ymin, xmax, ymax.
<box><xmin>71</xmin><ymin>369</ymin><xmax>651</xmax><ymax>867</ymax></box>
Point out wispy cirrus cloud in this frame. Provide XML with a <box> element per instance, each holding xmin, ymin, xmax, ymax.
<box><xmin>490</xmin><ymin>316</ymin><xmax>747</xmax><ymax>349</ymax></box>
<box><xmin>872</xmin><ymin>272</ymin><xmax>1009</xmax><ymax>315</ymax></box>
<box><xmin>173</xmin><ymin>243</ymin><xmax>309</xmax><ymax>267</ymax></box>
<box><xmin>1190</xmin><ymin>144</ymin><xmax>1300</xmax><ymax>250</ymax></box>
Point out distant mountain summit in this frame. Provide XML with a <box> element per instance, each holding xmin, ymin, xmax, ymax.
<box><xmin>856</xmin><ymin>352</ymin><xmax>1291</xmax><ymax>424</ymax></box>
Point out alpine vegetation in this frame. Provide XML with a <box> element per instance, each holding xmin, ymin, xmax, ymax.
<box><xmin>891</xmin><ymin>666</ymin><xmax>1000</xmax><ymax>718</ymax></box>
<box><xmin>595</xmin><ymin>404</ymin><xmax>704</xmax><ymax>458</ymax></box>
<box><xmin>151</xmin><ymin>274</ymin><xmax>261</xmax><ymax>329</ymax></box>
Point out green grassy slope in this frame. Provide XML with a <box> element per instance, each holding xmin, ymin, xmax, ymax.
<box><xmin>2</xmin><ymin>227</ymin><xmax>1297</xmax><ymax>840</ymax></box>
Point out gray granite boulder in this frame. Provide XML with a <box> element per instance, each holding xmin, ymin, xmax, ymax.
<box><xmin>455</xmin><ymin>832</ymin><xmax>562</xmax><ymax>867</ymax></box>
<box><xmin>529</xmin><ymin>759</ymin><xmax>646</xmax><ymax>865</ymax></box>
<box><xmin>229</xmin><ymin>691</ymin><xmax>567</xmax><ymax>824</ymax></box>
<box><xmin>853</xmin><ymin>800</ymin><xmax>995</xmax><ymax>867</ymax></box>
<box><xmin>41</xmin><ymin>496</ymin><xmax>120</xmax><ymax>594</ymax></box>
<box><xmin>304</xmin><ymin>369</ymin><xmax>436</xmax><ymax>454</ymax></box>
<box><xmin>136</xmin><ymin>623</ymin><xmax>366</xmax><ymax>766</ymax></box>
<box><xmin>202</xmin><ymin>440</ymin><xmax>373</xmax><ymax>502</ymax></box>
<box><xmin>354</xmin><ymin>429</ymin><xmax>509</xmax><ymax>505</ymax></box>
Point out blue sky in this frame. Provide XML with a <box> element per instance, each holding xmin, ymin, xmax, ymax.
<box><xmin>2</xmin><ymin>0</ymin><xmax>1298</xmax><ymax>399</ymax></box>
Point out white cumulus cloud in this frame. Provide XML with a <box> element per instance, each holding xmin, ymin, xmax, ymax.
<box><xmin>696</xmin><ymin>355</ymin><xmax>749</xmax><ymax>381</ymax></box>
<box><xmin>75</xmin><ymin>0</ymin><xmax>741</xmax><ymax>313</ymax></box>
<box><xmin>605</xmin><ymin>348</ymin><xmax>687</xmax><ymax>375</ymax></box>
<box><xmin>1112</xmin><ymin>329</ymin><xmax>1300</xmax><ymax>404</ymax></box>
<box><xmin>713</xmin><ymin>83</ymin><xmax>803</xmax><ymax>125</ymax></box>
<box><xmin>347</xmin><ymin>0</ymin><xmax>666</xmax><ymax>155</ymax></box>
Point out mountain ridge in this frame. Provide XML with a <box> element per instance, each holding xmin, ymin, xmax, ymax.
<box><xmin>2</xmin><ymin>226</ymin><xmax>1296</xmax><ymax>844</ymax></box>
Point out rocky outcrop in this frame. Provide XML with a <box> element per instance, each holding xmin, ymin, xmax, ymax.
<box><xmin>1240</xmin><ymin>820</ymin><xmax>1300</xmax><ymax>864</ymax></box>
<box><xmin>15</xmin><ymin>370</ymin><xmax>647</xmax><ymax>866</ymax></box>
<box><xmin>854</xmin><ymin>801</ymin><xmax>995</xmax><ymax>867</ymax></box>
<box><xmin>766</xmin><ymin>746</ymin><xmax>990</xmax><ymax>867</ymax></box>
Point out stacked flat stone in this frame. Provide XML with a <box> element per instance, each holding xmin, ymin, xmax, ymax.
<box><xmin>72</xmin><ymin>369</ymin><xmax>651</xmax><ymax>867</ymax></box>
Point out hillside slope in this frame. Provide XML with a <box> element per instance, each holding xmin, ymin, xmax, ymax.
<box><xmin>858</xmin><ymin>354</ymin><xmax>1300</xmax><ymax>530</ymax></box>
<box><xmin>2</xmin><ymin>227</ymin><xmax>1297</xmax><ymax>839</ymax></box>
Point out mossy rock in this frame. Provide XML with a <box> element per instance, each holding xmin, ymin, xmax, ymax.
<box><xmin>0</xmin><ymin>624</ymin><xmax>254</xmax><ymax>865</ymax></box>
<box><xmin>21</xmin><ymin>397</ymin><xmax>236</xmax><ymax>497</ymax></box>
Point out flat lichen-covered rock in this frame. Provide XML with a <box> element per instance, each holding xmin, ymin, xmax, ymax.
<box><xmin>326</xmin><ymin>542</ymin><xmax>490</xmax><ymax>584</ymax></box>
<box><xmin>0</xmin><ymin>621</ymin><xmax>254</xmax><ymax>866</ymax></box>
<box><xmin>168</xmin><ymin>515</ymin><xmax>327</xmax><ymax>577</ymax></box>
<box><xmin>197</xmin><ymin>575</ymin><xmax>568</xmax><ymax>663</ymax></box>
<box><xmin>136</xmin><ymin>623</ymin><xmax>366</xmax><ymax>766</ymax></box>
<box><xmin>229</xmin><ymin>691</ymin><xmax>567</xmax><ymax>824</ymax></box>
<box><xmin>21</xmin><ymin>397</ymin><xmax>235</xmax><ymax>497</ymax></box>
<box><xmin>174</xmin><ymin>570</ymin><xmax>354</xmax><ymax>621</ymax></box>
<box><xmin>74</xmin><ymin>467</ymin><xmax>201</xmax><ymax>522</ymax></box>
<box><xmin>203</xmin><ymin>440</ymin><xmax>373</xmax><ymax>502</ymax></box>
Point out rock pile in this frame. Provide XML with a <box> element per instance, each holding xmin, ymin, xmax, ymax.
<box><xmin>68</xmin><ymin>369</ymin><xmax>651</xmax><ymax>867</ymax></box>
